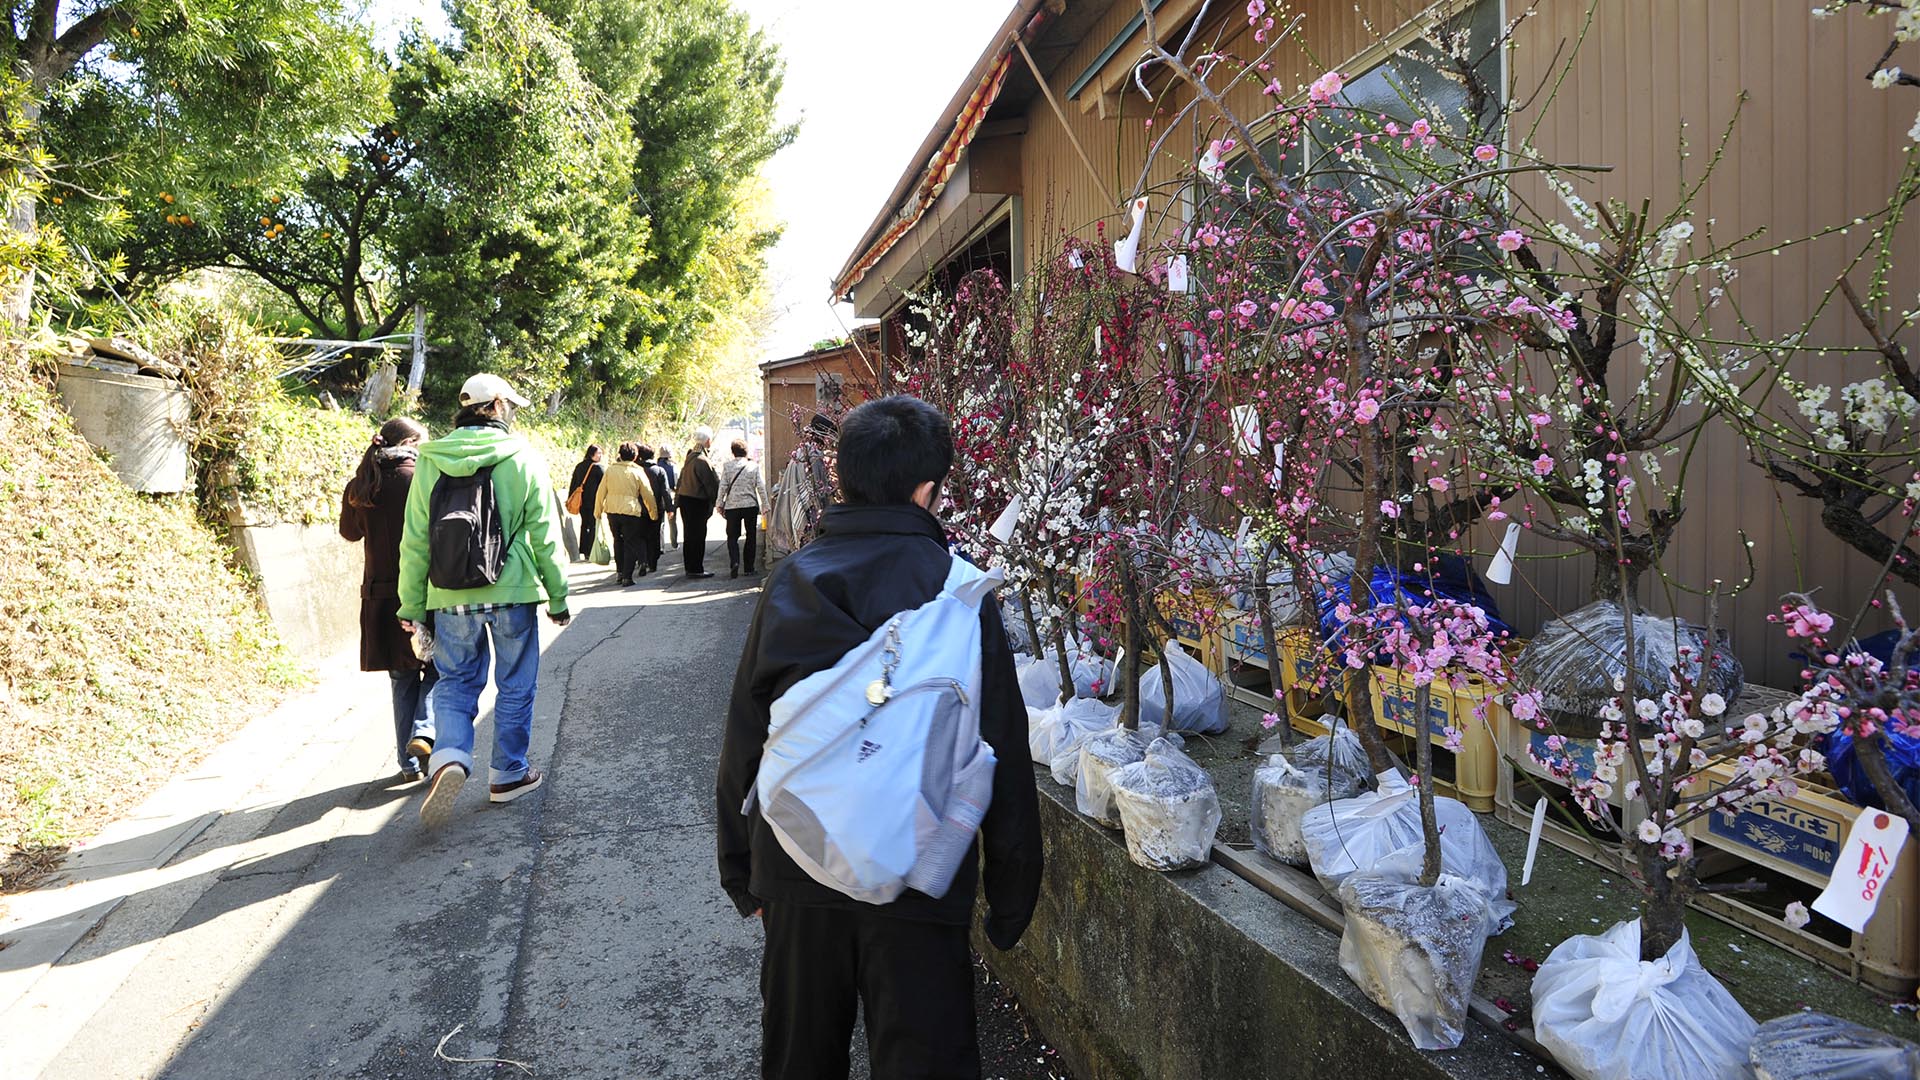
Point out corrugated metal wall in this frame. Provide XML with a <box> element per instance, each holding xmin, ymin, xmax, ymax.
<box><xmin>1007</xmin><ymin>0</ymin><xmax>1916</xmax><ymax>685</ymax></box>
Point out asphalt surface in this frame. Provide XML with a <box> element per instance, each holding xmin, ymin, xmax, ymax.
<box><xmin>12</xmin><ymin>539</ymin><xmax>1067</xmax><ymax>1080</ymax></box>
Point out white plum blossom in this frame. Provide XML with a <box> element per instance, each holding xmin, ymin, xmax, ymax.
<box><xmin>1699</xmin><ymin>692</ymin><xmax>1726</xmax><ymax>717</ymax></box>
<box><xmin>1636</xmin><ymin>818</ymin><xmax>1663</xmax><ymax>844</ymax></box>
<box><xmin>1784</xmin><ymin>902</ymin><xmax>1811</xmax><ymax>930</ymax></box>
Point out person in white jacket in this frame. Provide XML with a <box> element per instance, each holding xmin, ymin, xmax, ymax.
<box><xmin>716</xmin><ymin>439</ymin><xmax>768</xmax><ymax>578</ymax></box>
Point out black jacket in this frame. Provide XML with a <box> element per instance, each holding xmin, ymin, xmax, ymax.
<box><xmin>644</xmin><ymin>461</ymin><xmax>674</xmax><ymax>516</ymax></box>
<box><xmin>715</xmin><ymin>503</ymin><xmax>1043</xmax><ymax>949</ymax></box>
<box><xmin>568</xmin><ymin>459</ymin><xmax>604</xmax><ymax>512</ymax></box>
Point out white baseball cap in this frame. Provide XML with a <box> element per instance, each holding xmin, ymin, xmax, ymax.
<box><xmin>458</xmin><ymin>372</ymin><xmax>530</xmax><ymax>408</ymax></box>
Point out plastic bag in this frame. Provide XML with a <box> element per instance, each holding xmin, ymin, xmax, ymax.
<box><xmin>1750</xmin><ymin>1011</ymin><xmax>1920</xmax><ymax>1080</ymax></box>
<box><xmin>1076</xmin><ymin>726</ymin><xmax>1151</xmax><ymax>828</ymax></box>
<box><xmin>1532</xmin><ymin>920</ymin><xmax>1756</xmax><ymax>1080</ymax></box>
<box><xmin>1338</xmin><ymin>849</ymin><xmax>1499</xmax><ymax>1050</ymax></box>
<box><xmin>1045</xmin><ymin>633</ymin><xmax>1116</xmax><ymax>699</ymax></box>
<box><xmin>1823</xmin><ymin>726</ymin><xmax>1920</xmax><ymax>814</ymax></box>
<box><xmin>590</xmin><ymin>522</ymin><xmax>612</xmax><ymax>566</ymax></box>
<box><xmin>1299</xmin><ymin>774</ymin><xmax>1515</xmax><ymax>930</ymax></box>
<box><xmin>1252</xmin><ymin>723</ymin><xmax>1372</xmax><ymax>864</ymax></box>
<box><xmin>1138</xmin><ymin>642</ymin><xmax>1230</xmax><ymax>735</ymax></box>
<box><xmin>1316</xmin><ymin>553</ymin><xmax>1512</xmax><ymax>654</ymax></box>
<box><xmin>1001</xmin><ymin>597</ymin><xmax>1039</xmax><ymax>656</ymax></box>
<box><xmin>1110</xmin><ymin>737</ymin><xmax>1222</xmax><ymax>871</ymax></box>
<box><xmin>1513</xmin><ymin>601</ymin><xmax>1743</xmax><ymax>737</ymax></box>
<box><xmin>1017</xmin><ymin>654</ymin><xmax>1063</xmax><ymax>710</ymax></box>
<box><xmin>1046</xmin><ymin>699</ymin><xmax>1125</xmax><ymax>785</ymax></box>
<box><xmin>1028</xmin><ymin>697</ymin><xmax>1118</xmax><ymax>769</ymax></box>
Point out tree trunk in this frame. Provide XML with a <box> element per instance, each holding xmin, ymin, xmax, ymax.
<box><xmin>1857</xmin><ymin>730</ymin><xmax>1920</xmax><ymax>835</ymax></box>
<box><xmin>3</xmin><ymin>97</ymin><xmax>42</xmax><ymax>327</ymax></box>
<box><xmin>1252</xmin><ymin>543</ymin><xmax>1293</xmax><ymax>748</ymax></box>
<box><xmin>1635</xmin><ymin>841</ymin><xmax>1695</xmax><ymax>961</ymax></box>
<box><xmin>1041</xmin><ymin>569</ymin><xmax>1074</xmax><ymax>696</ymax></box>
<box><xmin>1120</xmin><ymin>565</ymin><xmax>1144</xmax><ymax>731</ymax></box>
<box><xmin>1414</xmin><ymin>684</ymin><xmax>1443</xmax><ymax>887</ymax></box>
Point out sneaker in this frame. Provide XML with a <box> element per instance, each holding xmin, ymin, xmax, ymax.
<box><xmin>405</xmin><ymin>736</ymin><xmax>434</xmax><ymax>773</ymax></box>
<box><xmin>489</xmin><ymin>767</ymin><xmax>544</xmax><ymax>804</ymax></box>
<box><xmin>420</xmin><ymin>763</ymin><xmax>467</xmax><ymax>828</ymax></box>
<box><xmin>398</xmin><ymin>768</ymin><xmax>425</xmax><ymax>784</ymax></box>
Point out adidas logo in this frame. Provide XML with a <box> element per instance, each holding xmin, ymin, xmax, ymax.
<box><xmin>857</xmin><ymin>739</ymin><xmax>883</xmax><ymax>763</ymax></box>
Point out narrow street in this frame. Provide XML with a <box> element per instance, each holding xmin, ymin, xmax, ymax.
<box><xmin>0</xmin><ymin>543</ymin><xmax>1060</xmax><ymax>1079</ymax></box>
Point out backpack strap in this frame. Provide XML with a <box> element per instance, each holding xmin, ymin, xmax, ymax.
<box><xmin>941</xmin><ymin>556</ymin><xmax>1003</xmax><ymax>610</ymax></box>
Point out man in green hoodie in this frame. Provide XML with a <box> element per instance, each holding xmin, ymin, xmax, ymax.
<box><xmin>397</xmin><ymin>373</ymin><xmax>572</xmax><ymax>828</ymax></box>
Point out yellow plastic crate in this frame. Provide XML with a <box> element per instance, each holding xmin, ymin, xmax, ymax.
<box><xmin>1368</xmin><ymin>666</ymin><xmax>1501</xmax><ymax>812</ymax></box>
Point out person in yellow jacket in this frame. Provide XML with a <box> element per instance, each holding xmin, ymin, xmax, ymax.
<box><xmin>594</xmin><ymin>442</ymin><xmax>659</xmax><ymax>586</ymax></box>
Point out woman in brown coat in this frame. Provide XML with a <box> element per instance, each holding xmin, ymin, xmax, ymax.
<box><xmin>339</xmin><ymin>416</ymin><xmax>438</xmax><ymax>781</ymax></box>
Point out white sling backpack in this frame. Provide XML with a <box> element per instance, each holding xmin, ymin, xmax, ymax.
<box><xmin>746</xmin><ymin>555</ymin><xmax>1003</xmax><ymax>905</ymax></box>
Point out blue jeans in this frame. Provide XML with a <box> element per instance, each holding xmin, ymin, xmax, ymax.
<box><xmin>428</xmin><ymin>604</ymin><xmax>540</xmax><ymax>784</ymax></box>
<box><xmin>389</xmin><ymin>665</ymin><xmax>439</xmax><ymax>770</ymax></box>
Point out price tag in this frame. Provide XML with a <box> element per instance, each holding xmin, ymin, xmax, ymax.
<box><xmin>988</xmin><ymin>495</ymin><xmax>1023</xmax><ymax>544</ymax></box>
<box><xmin>1166</xmin><ymin>255</ymin><xmax>1189</xmax><ymax>292</ymax></box>
<box><xmin>1812</xmin><ymin>808</ymin><xmax>1910</xmax><ymax>933</ymax></box>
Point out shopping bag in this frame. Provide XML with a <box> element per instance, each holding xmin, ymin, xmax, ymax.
<box><xmin>590</xmin><ymin>522</ymin><xmax>612</xmax><ymax>565</ymax></box>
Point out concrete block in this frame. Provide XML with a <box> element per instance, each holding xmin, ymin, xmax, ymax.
<box><xmin>54</xmin><ymin>363</ymin><xmax>190</xmax><ymax>493</ymax></box>
<box><xmin>229</xmin><ymin>521</ymin><xmax>361</xmax><ymax>661</ymax></box>
<box><xmin>980</xmin><ymin>772</ymin><xmax>1557</xmax><ymax>1080</ymax></box>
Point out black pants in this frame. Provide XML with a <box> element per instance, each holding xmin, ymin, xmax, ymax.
<box><xmin>638</xmin><ymin>515</ymin><xmax>662</xmax><ymax>572</ymax></box>
<box><xmin>760</xmin><ymin>902</ymin><xmax>978</xmax><ymax>1080</ymax></box>
<box><xmin>608</xmin><ymin>513</ymin><xmax>643</xmax><ymax>581</ymax></box>
<box><xmin>725</xmin><ymin>505</ymin><xmax>759</xmax><ymax>572</ymax></box>
<box><xmin>576</xmin><ymin>513</ymin><xmax>597</xmax><ymax>562</ymax></box>
<box><xmin>679</xmin><ymin>496</ymin><xmax>713</xmax><ymax>573</ymax></box>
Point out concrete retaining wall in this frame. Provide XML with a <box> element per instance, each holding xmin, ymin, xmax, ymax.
<box><xmin>980</xmin><ymin>774</ymin><xmax>1551</xmax><ymax>1080</ymax></box>
<box><xmin>54</xmin><ymin>364</ymin><xmax>191</xmax><ymax>493</ymax></box>
<box><xmin>228</xmin><ymin>520</ymin><xmax>361</xmax><ymax>663</ymax></box>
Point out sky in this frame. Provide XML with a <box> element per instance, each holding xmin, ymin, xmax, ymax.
<box><xmin>368</xmin><ymin>0</ymin><xmax>1017</xmax><ymax>362</ymax></box>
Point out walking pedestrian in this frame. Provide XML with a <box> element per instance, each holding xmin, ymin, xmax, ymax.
<box><xmin>594</xmin><ymin>442</ymin><xmax>657</xmax><ymax>587</ymax></box>
<box><xmin>339</xmin><ymin>416</ymin><xmax>438</xmax><ymax>783</ymax></box>
<box><xmin>715</xmin><ymin>395</ymin><xmax>1042</xmax><ymax>1080</ymax></box>
<box><xmin>674</xmin><ymin>428</ymin><xmax>721</xmax><ymax>579</ymax></box>
<box><xmin>567</xmin><ymin>444</ymin><xmax>605</xmax><ymax>563</ymax></box>
<box><xmin>656</xmin><ymin>445</ymin><xmax>680</xmax><ymax>552</ymax></box>
<box><xmin>638</xmin><ymin>444</ymin><xmax>672</xmax><ymax>574</ymax></box>
<box><xmin>716</xmin><ymin>438</ymin><xmax>766</xmax><ymax>578</ymax></box>
<box><xmin>397</xmin><ymin>373</ymin><xmax>571</xmax><ymax>829</ymax></box>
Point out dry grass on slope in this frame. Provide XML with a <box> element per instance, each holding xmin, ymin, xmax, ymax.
<box><xmin>0</xmin><ymin>348</ymin><xmax>304</xmax><ymax>890</ymax></box>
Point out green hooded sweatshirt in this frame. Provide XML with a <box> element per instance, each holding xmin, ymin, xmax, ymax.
<box><xmin>397</xmin><ymin>425</ymin><xmax>569</xmax><ymax>621</ymax></box>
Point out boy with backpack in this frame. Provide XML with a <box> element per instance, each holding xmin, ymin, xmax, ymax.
<box><xmin>398</xmin><ymin>374</ymin><xmax>572</xmax><ymax>829</ymax></box>
<box><xmin>715</xmin><ymin>395</ymin><xmax>1042</xmax><ymax>1080</ymax></box>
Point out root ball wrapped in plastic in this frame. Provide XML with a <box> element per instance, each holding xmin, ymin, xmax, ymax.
<box><xmin>1029</xmin><ymin>697</ymin><xmax>1121</xmax><ymax>780</ymax></box>
<box><xmin>1251</xmin><ymin>720</ymin><xmax>1372</xmax><ymax>865</ymax></box>
<box><xmin>1110</xmin><ymin>737</ymin><xmax>1222</xmax><ymax>871</ymax></box>
<box><xmin>1531</xmin><ymin>920</ymin><xmax>1755</xmax><ymax>1080</ymax></box>
<box><xmin>1076</xmin><ymin>726</ymin><xmax>1151</xmax><ymax>828</ymax></box>
<box><xmin>1299</xmin><ymin>774</ymin><xmax>1516</xmax><ymax>930</ymax></box>
<box><xmin>1337</xmin><ymin>850</ymin><xmax>1500</xmax><ymax>1051</ymax></box>
<box><xmin>1016</xmin><ymin>654</ymin><xmax>1063</xmax><ymax>711</ymax></box>
<box><xmin>1045</xmin><ymin>633</ymin><xmax>1117</xmax><ymax>699</ymax></box>
<box><xmin>1749</xmin><ymin>1011</ymin><xmax>1920</xmax><ymax>1080</ymax></box>
<box><xmin>1512</xmin><ymin>601</ymin><xmax>1743</xmax><ymax>738</ymax></box>
<box><xmin>1137</xmin><ymin>641</ymin><xmax>1230</xmax><ymax>735</ymax></box>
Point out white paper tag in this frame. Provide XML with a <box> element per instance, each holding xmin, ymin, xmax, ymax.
<box><xmin>1166</xmin><ymin>254</ymin><xmax>1189</xmax><ymax>292</ymax></box>
<box><xmin>1812</xmin><ymin>808</ymin><xmax>1911</xmax><ymax>933</ymax></box>
<box><xmin>988</xmin><ymin>495</ymin><xmax>1023</xmax><ymax>544</ymax></box>
<box><xmin>1234</xmin><ymin>516</ymin><xmax>1251</xmax><ymax>551</ymax></box>
<box><xmin>1232</xmin><ymin>403</ymin><xmax>1260</xmax><ymax>454</ymax></box>
<box><xmin>1521</xmin><ymin>797</ymin><xmax>1548</xmax><ymax>886</ymax></box>
<box><xmin>1273</xmin><ymin>442</ymin><xmax>1286</xmax><ymax>468</ymax></box>
<box><xmin>1486</xmin><ymin>522</ymin><xmax>1521</xmax><ymax>586</ymax></box>
<box><xmin>1093</xmin><ymin>324</ymin><xmax>1103</xmax><ymax>354</ymax></box>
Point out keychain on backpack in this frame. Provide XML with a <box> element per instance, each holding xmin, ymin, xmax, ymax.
<box><xmin>865</xmin><ymin>620</ymin><xmax>902</xmax><ymax>708</ymax></box>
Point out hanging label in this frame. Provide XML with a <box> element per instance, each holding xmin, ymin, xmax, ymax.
<box><xmin>1166</xmin><ymin>255</ymin><xmax>1189</xmax><ymax>292</ymax></box>
<box><xmin>989</xmin><ymin>495</ymin><xmax>1023</xmax><ymax>544</ymax></box>
<box><xmin>1486</xmin><ymin>522</ymin><xmax>1522</xmax><ymax>586</ymax></box>
<box><xmin>1811</xmin><ymin>808</ymin><xmax>1911</xmax><ymax>932</ymax></box>
<box><xmin>1234</xmin><ymin>516</ymin><xmax>1251</xmax><ymax>551</ymax></box>
<box><xmin>1521</xmin><ymin>797</ymin><xmax>1548</xmax><ymax>886</ymax></box>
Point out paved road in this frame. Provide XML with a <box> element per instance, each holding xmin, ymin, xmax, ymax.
<box><xmin>15</xmin><ymin>547</ymin><xmax>798</xmax><ymax>1079</ymax></box>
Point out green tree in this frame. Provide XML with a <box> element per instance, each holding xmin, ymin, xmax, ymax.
<box><xmin>13</xmin><ymin>0</ymin><xmax>387</xmax><ymax>321</ymax></box>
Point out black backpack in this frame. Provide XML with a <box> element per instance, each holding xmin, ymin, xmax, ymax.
<box><xmin>428</xmin><ymin>465</ymin><xmax>506</xmax><ymax>590</ymax></box>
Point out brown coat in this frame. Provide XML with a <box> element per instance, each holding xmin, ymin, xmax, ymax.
<box><xmin>339</xmin><ymin>450</ymin><xmax>425</xmax><ymax>673</ymax></box>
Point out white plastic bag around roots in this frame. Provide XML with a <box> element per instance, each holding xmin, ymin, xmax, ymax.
<box><xmin>1076</xmin><ymin>727</ymin><xmax>1151</xmax><ymax>828</ymax></box>
<box><xmin>1338</xmin><ymin>850</ymin><xmax>1499</xmax><ymax>1051</ymax></box>
<box><xmin>1252</xmin><ymin>723</ymin><xmax>1374</xmax><ymax>865</ymax></box>
<box><xmin>1028</xmin><ymin>697</ymin><xmax>1120</xmax><ymax>771</ymax></box>
<box><xmin>1138</xmin><ymin>641</ymin><xmax>1230</xmax><ymax>735</ymax></box>
<box><xmin>1299</xmin><ymin>775</ymin><xmax>1515</xmax><ymax>930</ymax></box>
<box><xmin>1045</xmin><ymin>700</ymin><xmax>1125</xmax><ymax>786</ymax></box>
<box><xmin>1045</xmin><ymin>634</ymin><xmax>1116</xmax><ymax>699</ymax></box>
<box><xmin>1750</xmin><ymin>1011</ymin><xmax>1920</xmax><ymax>1080</ymax></box>
<box><xmin>1110</xmin><ymin>738</ymin><xmax>1222</xmax><ymax>871</ymax></box>
<box><xmin>1531</xmin><ymin>920</ymin><xmax>1756</xmax><ymax>1080</ymax></box>
<box><xmin>1016</xmin><ymin>654</ymin><xmax>1063</xmax><ymax>711</ymax></box>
